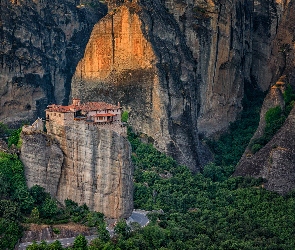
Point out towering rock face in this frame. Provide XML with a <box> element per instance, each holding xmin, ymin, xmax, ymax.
<box><xmin>163</xmin><ymin>0</ymin><xmax>252</xmax><ymax>136</ymax></box>
<box><xmin>163</xmin><ymin>0</ymin><xmax>292</xmax><ymax>135</ymax></box>
<box><xmin>0</xmin><ymin>0</ymin><xmax>107</xmax><ymax>124</ymax></box>
<box><xmin>20</xmin><ymin>123</ymin><xmax>133</xmax><ymax>219</ymax></box>
<box><xmin>72</xmin><ymin>0</ymin><xmax>201</xmax><ymax>171</ymax></box>
<box><xmin>267</xmin><ymin>0</ymin><xmax>295</xmax><ymax>86</ymax></box>
<box><xmin>71</xmin><ymin>0</ymin><xmax>295</xmax><ymax>169</ymax></box>
<box><xmin>250</xmin><ymin>0</ymin><xmax>291</xmax><ymax>91</ymax></box>
<box><xmin>4</xmin><ymin>0</ymin><xmax>295</xmax><ymax>174</ymax></box>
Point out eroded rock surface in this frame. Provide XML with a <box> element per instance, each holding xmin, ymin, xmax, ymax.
<box><xmin>0</xmin><ymin>0</ymin><xmax>107</xmax><ymax>125</ymax></box>
<box><xmin>233</xmin><ymin>1</ymin><xmax>295</xmax><ymax>194</ymax></box>
<box><xmin>20</xmin><ymin>131</ymin><xmax>64</xmax><ymax>197</ymax></box>
<box><xmin>234</xmin><ymin>105</ymin><xmax>295</xmax><ymax>194</ymax></box>
<box><xmin>72</xmin><ymin>0</ymin><xmax>201</xmax><ymax>171</ymax></box>
<box><xmin>20</xmin><ymin>223</ymin><xmax>94</xmax><ymax>243</ymax></box>
<box><xmin>21</xmin><ymin>122</ymin><xmax>133</xmax><ymax>219</ymax></box>
<box><xmin>5</xmin><ymin>0</ymin><xmax>295</xmax><ymax>175</ymax></box>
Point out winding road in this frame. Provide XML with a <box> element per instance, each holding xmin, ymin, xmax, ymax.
<box><xmin>18</xmin><ymin>210</ymin><xmax>149</xmax><ymax>250</ymax></box>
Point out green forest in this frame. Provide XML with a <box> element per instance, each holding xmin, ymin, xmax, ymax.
<box><xmin>1</xmin><ymin>85</ymin><xmax>295</xmax><ymax>249</ymax></box>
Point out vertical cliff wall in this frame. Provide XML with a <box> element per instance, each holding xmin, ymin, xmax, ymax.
<box><xmin>163</xmin><ymin>0</ymin><xmax>292</xmax><ymax>135</ymax></box>
<box><xmin>4</xmin><ymin>0</ymin><xmax>295</xmax><ymax>174</ymax></box>
<box><xmin>0</xmin><ymin>0</ymin><xmax>107</xmax><ymax>124</ymax></box>
<box><xmin>71</xmin><ymin>0</ymin><xmax>201</xmax><ymax>171</ymax></box>
<box><xmin>267</xmin><ymin>0</ymin><xmax>295</xmax><ymax>86</ymax></box>
<box><xmin>20</xmin><ymin>123</ymin><xmax>133</xmax><ymax>219</ymax></box>
<box><xmin>163</xmin><ymin>0</ymin><xmax>252</xmax><ymax>136</ymax></box>
<box><xmin>20</xmin><ymin>131</ymin><xmax>64</xmax><ymax>197</ymax></box>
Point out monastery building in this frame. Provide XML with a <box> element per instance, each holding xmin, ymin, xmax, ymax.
<box><xmin>46</xmin><ymin>98</ymin><xmax>122</xmax><ymax>126</ymax></box>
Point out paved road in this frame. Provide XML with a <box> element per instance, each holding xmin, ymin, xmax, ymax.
<box><xmin>127</xmin><ymin>210</ymin><xmax>149</xmax><ymax>227</ymax></box>
<box><xmin>18</xmin><ymin>210</ymin><xmax>149</xmax><ymax>249</ymax></box>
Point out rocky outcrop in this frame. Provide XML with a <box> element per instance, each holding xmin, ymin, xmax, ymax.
<box><xmin>0</xmin><ymin>0</ymin><xmax>107</xmax><ymax>125</ymax></box>
<box><xmin>21</xmin><ymin>123</ymin><xmax>133</xmax><ymax>219</ymax></box>
<box><xmin>71</xmin><ymin>0</ymin><xmax>295</xmax><ymax>170</ymax></box>
<box><xmin>233</xmin><ymin>1</ymin><xmax>295</xmax><ymax>194</ymax></box>
<box><xmin>20</xmin><ymin>223</ymin><xmax>95</xmax><ymax>243</ymax></box>
<box><xmin>234</xmin><ymin>104</ymin><xmax>295</xmax><ymax>194</ymax></box>
<box><xmin>238</xmin><ymin>76</ymin><xmax>286</xmax><ymax>158</ymax></box>
<box><xmin>4</xmin><ymin>0</ymin><xmax>295</xmax><ymax>174</ymax></box>
<box><xmin>163</xmin><ymin>0</ymin><xmax>293</xmax><ymax>135</ymax></box>
<box><xmin>71</xmin><ymin>0</ymin><xmax>201</xmax><ymax>171</ymax></box>
<box><xmin>250</xmin><ymin>0</ymin><xmax>291</xmax><ymax>91</ymax></box>
<box><xmin>20</xmin><ymin>131</ymin><xmax>64</xmax><ymax>197</ymax></box>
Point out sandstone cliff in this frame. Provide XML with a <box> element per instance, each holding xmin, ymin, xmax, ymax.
<box><xmin>164</xmin><ymin>0</ymin><xmax>291</xmax><ymax>135</ymax></box>
<box><xmin>238</xmin><ymin>77</ymin><xmax>286</xmax><ymax>158</ymax></box>
<box><xmin>164</xmin><ymin>0</ymin><xmax>251</xmax><ymax>136</ymax></box>
<box><xmin>71</xmin><ymin>0</ymin><xmax>201</xmax><ymax>171</ymax></box>
<box><xmin>20</xmin><ymin>123</ymin><xmax>133</xmax><ymax>219</ymax></box>
<box><xmin>268</xmin><ymin>0</ymin><xmax>295</xmax><ymax>86</ymax></box>
<box><xmin>0</xmin><ymin>0</ymin><xmax>106</xmax><ymax>125</ymax></box>
<box><xmin>20</xmin><ymin>131</ymin><xmax>64</xmax><ymax>197</ymax></box>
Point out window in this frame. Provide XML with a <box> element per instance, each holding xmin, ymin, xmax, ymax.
<box><xmin>99</xmin><ymin>117</ymin><xmax>103</xmax><ymax>120</ymax></box>
<box><xmin>54</xmin><ymin>113</ymin><xmax>56</xmax><ymax>116</ymax></box>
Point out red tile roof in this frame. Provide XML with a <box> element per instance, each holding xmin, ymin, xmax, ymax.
<box><xmin>80</xmin><ymin>102</ymin><xmax>120</xmax><ymax>112</ymax></box>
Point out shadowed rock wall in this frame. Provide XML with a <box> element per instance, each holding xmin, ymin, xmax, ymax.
<box><xmin>233</xmin><ymin>1</ymin><xmax>295</xmax><ymax>194</ymax></box>
<box><xmin>20</xmin><ymin>131</ymin><xmax>64</xmax><ymax>197</ymax></box>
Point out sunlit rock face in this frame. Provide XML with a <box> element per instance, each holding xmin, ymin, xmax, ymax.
<box><xmin>71</xmin><ymin>0</ymin><xmax>295</xmax><ymax>169</ymax></box>
<box><xmin>72</xmin><ymin>0</ymin><xmax>202</xmax><ymax>171</ymax></box>
<box><xmin>0</xmin><ymin>0</ymin><xmax>107</xmax><ymax>125</ymax></box>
